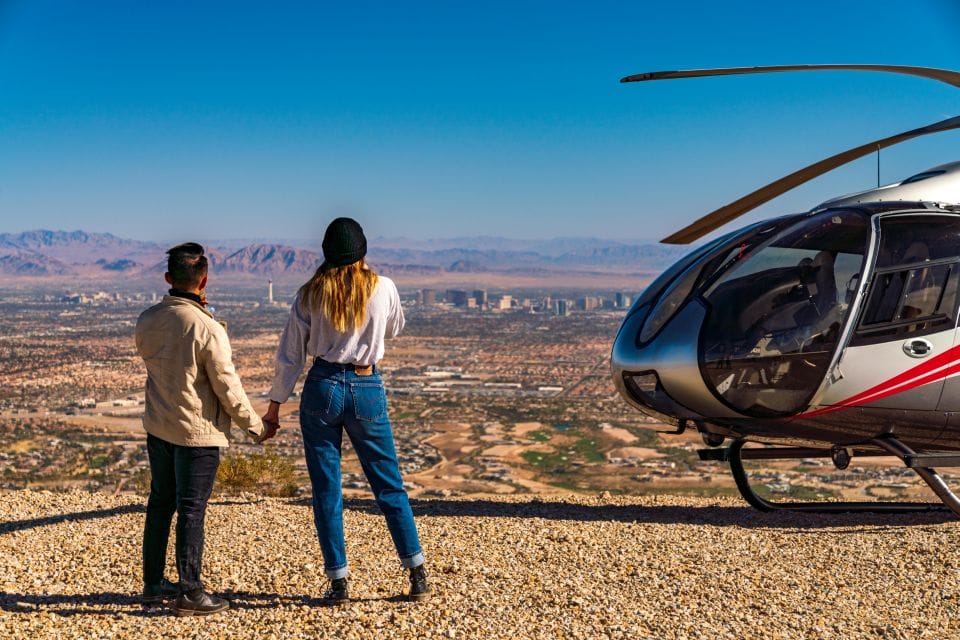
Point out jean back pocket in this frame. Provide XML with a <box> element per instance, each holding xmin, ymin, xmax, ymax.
<box><xmin>350</xmin><ymin>382</ymin><xmax>387</xmax><ymax>422</ymax></box>
<box><xmin>301</xmin><ymin>378</ymin><xmax>341</xmax><ymax>422</ymax></box>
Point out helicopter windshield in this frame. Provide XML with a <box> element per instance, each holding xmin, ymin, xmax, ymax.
<box><xmin>699</xmin><ymin>209</ymin><xmax>870</xmax><ymax>416</ymax></box>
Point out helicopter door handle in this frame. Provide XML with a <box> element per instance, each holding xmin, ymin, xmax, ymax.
<box><xmin>903</xmin><ymin>338</ymin><xmax>934</xmax><ymax>358</ymax></box>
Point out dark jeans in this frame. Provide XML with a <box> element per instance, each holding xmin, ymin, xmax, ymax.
<box><xmin>143</xmin><ymin>434</ymin><xmax>220</xmax><ymax>594</ymax></box>
<box><xmin>300</xmin><ymin>359</ymin><xmax>424</xmax><ymax>579</ymax></box>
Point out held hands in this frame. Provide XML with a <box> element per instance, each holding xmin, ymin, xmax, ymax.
<box><xmin>255</xmin><ymin>400</ymin><xmax>283</xmax><ymax>444</ymax></box>
<box><xmin>255</xmin><ymin>420</ymin><xmax>280</xmax><ymax>444</ymax></box>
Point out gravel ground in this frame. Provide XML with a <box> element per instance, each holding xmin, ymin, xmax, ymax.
<box><xmin>1</xmin><ymin>490</ymin><xmax>958</xmax><ymax>639</ymax></box>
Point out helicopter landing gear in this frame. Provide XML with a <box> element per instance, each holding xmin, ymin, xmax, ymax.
<box><xmin>698</xmin><ymin>438</ymin><xmax>960</xmax><ymax>517</ymax></box>
<box><xmin>701</xmin><ymin>431</ymin><xmax>726</xmax><ymax>447</ymax></box>
<box><xmin>830</xmin><ymin>446</ymin><xmax>851</xmax><ymax>470</ymax></box>
<box><xmin>872</xmin><ymin>436</ymin><xmax>960</xmax><ymax>517</ymax></box>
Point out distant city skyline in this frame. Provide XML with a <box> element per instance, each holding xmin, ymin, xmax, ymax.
<box><xmin>0</xmin><ymin>226</ymin><xmax>682</xmax><ymax>248</ymax></box>
<box><xmin>1</xmin><ymin>1</ymin><xmax>959</xmax><ymax>245</ymax></box>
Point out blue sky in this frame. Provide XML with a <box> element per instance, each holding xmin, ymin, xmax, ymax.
<box><xmin>1</xmin><ymin>0</ymin><xmax>959</xmax><ymax>245</ymax></box>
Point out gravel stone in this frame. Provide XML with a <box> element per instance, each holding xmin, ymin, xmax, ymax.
<box><xmin>0</xmin><ymin>490</ymin><xmax>956</xmax><ymax>638</ymax></box>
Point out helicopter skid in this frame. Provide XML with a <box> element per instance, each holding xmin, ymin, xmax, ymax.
<box><xmin>699</xmin><ymin>438</ymin><xmax>960</xmax><ymax>516</ymax></box>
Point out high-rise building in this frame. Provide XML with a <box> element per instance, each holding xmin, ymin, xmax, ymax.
<box><xmin>554</xmin><ymin>299</ymin><xmax>569</xmax><ymax>316</ymax></box>
<box><xmin>496</xmin><ymin>295</ymin><xmax>513</xmax><ymax>310</ymax></box>
<box><xmin>446</xmin><ymin>289</ymin><xmax>469</xmax><ymax>306</ymax></box>
<box><xmin>578</xmin><ymin>296</ymin><xmax>600</xmax><ymax>311</ymax></box>
<box><xmin>268</xmin><ymin>280</ymin><xmax>274</xmax><ymax>304</ymax></box>
<box><xmin>615</xmin><ymin>292</ymin><xmax>632</xmax><ymax>308</ymax></box>
<box><xmin>473</xmin><ymin>289</ymin><xmax>488</xmax><ymax>308</ymax></box>
<box><xmin>421</xmin><ymin>289</ymin><xmax>437</xmax><ymax>305</ymax></box>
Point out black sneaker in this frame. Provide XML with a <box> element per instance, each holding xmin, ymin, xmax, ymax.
<box><xmin>321</xmin><ymin>578</ymin><xmax>349</xmax><ymax>606</ymax></box>
<box><xmin>406</xmin><ymin>565</ymin><xmax>431</xmax><ymax>601</ymax></box>
<box><xmin>142</xmin><ymin>577</ymin><xmax>180</xmax><ymax>606</ymax></box>
<box><xmin>171</xmin><ymin>590</ymin><xmax>229</xmax><ymax>617</ymax></box>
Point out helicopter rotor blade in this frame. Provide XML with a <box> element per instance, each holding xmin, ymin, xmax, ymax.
<box><xmin>621</xmin><ymin>64</ymin><xmax>960</xmax><ymax>90</ymax></box>
<box><xmin>661</xmin><ymin>114</ymin><xmax>960</xmax><ymax>244</ymax></box>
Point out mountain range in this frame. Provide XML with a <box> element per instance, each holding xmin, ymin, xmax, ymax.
<box><xmin>0</xmin><ymin>229</ymin><xmax>688</xmax><ymax>280</ymax></box>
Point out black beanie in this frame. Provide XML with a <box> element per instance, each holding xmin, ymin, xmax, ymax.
<box><xmin>322</xmin><ymin>217</ymin><xmax>367</xmax><ymax>267</ymax></box>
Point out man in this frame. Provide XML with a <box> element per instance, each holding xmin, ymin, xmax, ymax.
<box><xmin>135</xmin><ymin>242</ymin><xmax>277</xmax><ymax>616</ymax></box>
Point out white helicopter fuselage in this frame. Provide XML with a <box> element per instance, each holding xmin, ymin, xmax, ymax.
<box><xmin>612</xmin><ymin>162</ymin><xmax>960</xmax><ymax>451</ymax></box>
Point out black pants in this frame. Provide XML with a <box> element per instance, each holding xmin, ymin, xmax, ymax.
<box><xmin>142</xmin><ymin>434</ymin><xmax>220</xmax><ymax>594</ymax></box>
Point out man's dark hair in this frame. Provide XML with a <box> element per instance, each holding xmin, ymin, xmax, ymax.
<box><xmin>166</xmin><ymin>242</ymin><xmax>208</xmax><ymax>288</ymax></box>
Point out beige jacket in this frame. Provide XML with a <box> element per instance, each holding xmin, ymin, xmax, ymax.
<box><xmin>135</xmin><ymin>295</ymin><xmax>264</xmax><ymax>447</ymax></box>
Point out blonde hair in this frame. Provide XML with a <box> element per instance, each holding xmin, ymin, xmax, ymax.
<box><xmin>299</xmin><ymin>261</ymin><xmax>379</xmax><ymax>332</ymax></box>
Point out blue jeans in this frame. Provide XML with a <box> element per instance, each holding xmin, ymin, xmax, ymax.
<box><xmin>299</xmin><ymin>359</ymin><xmax>424</xmax><ymax>579</ymax></box>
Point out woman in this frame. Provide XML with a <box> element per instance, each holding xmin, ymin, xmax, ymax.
<box><xmin>263</xmin><ymin>217</ymin><xmax>429</xmax><ymax>604</ymax></box>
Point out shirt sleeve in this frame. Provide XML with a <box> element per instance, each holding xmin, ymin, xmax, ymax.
<box><xmin>269</xmin><ymin>295</ymin><xmax>311</xmax><ymax>403</ymax></box>
<box><xmin>202</xmin><ymin>324</ymin><xmax>264</xmax><ymax>439</ymax></box>
<box><xmin>384</xmin><ymin>279</ymin><xmax>405</xmax><ymax>338</ymax></box>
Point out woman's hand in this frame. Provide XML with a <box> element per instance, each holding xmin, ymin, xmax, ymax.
<box><xmin>263</xmin><ymin>400</ymin><xmax>281</xmax><ymax>423</ymax></box>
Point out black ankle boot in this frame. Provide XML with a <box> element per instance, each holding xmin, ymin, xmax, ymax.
<box><xmin>141</xmin><ymin>577</ymin><xmax>180</xmax><ymax>606</ymax></box>
<box><xmin>321</xmin><ymin>577</ymin><xmax>349</xmax><ymax>605</ymax></box>
<box><xmin>171</xmin><ymin>590</ymin><xmax>229</xmax><ymax>617</ymax></box>
<box><xmin>407</xmin><ymin>565</ymin><xmax>431</xmax><ymax>601</ymax></box>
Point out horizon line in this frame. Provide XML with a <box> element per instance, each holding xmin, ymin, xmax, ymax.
<box><xmin>0</xmin><ymin>227</ymin><xmax>666</xmax><ymax>246</ymax></box>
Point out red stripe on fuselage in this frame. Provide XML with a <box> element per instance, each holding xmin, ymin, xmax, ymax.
<box><xmin>800</xmin><ymin>342</ymin><xmax>960</xmax><ymax>417</ymax></box>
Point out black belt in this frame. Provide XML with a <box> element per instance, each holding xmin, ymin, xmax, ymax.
<box><xmin>314</xmin><ymin>357</ymin><xmax>375</xmax><ymax>375</ymax></box>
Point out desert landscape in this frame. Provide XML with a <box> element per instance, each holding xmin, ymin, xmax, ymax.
<box><xmin>0</xmin><ymin>234</ymin><xmax>946</xmax><ymax>505</ymax></box>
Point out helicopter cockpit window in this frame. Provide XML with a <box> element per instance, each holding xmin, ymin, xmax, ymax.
<box><xmin>698</xmin><ymin>209</ymin><xmax>870</xmax><ymax>416</ymax></box>
<box><xmin>851</xmin><ymin>215</ymin><xmax>960</xmax><ymax>346</ymax></box>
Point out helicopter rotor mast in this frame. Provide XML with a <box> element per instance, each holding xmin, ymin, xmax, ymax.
<box><xmin>622</xmin><ymin>65</ymin><xmax>960</xmax><ymax>245</ymax></box>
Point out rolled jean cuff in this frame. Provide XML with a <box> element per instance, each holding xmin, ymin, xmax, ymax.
<box><xmin>325</xmin><ymin>565</ymin><xmax>349</xmax><ymax>580</ymax></box>
<box><xmin>400</xmin><ymin>551</ymin><xmax>425</xmax><ymax>569</ymax></box>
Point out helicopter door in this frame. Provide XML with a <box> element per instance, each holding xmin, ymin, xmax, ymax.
<box><xmin>699</xmin><ymin>209</ymin><xmax>870</xmax><ymax>417</ymax></box>
<box><xmin>819</xmin><ymin>215</ymin><xmax>960</xmax><ymax>422</ymax></box>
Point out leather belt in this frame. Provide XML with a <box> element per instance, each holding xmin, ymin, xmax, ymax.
<box><xmin>314</xmin><ymin>357</ymin><xmax>375</xmax><ymax>376</ymax></box>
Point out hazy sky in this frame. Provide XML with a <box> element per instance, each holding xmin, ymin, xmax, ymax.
<box><xmin>1</xmin><ymin>0</ymin><xmax>959</xmax><ymax>245</ymax></box>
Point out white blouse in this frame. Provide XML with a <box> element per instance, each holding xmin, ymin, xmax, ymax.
<box><xmin>268</xmin><ymin>276</ymin><xmax>405</xmax><ymax>403</ymax></box>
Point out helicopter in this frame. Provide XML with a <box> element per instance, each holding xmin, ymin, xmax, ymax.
<box><xmin>610</xmin><ymin>65</ymin><xmax>960</xmax><ymax>516</ymax></box>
